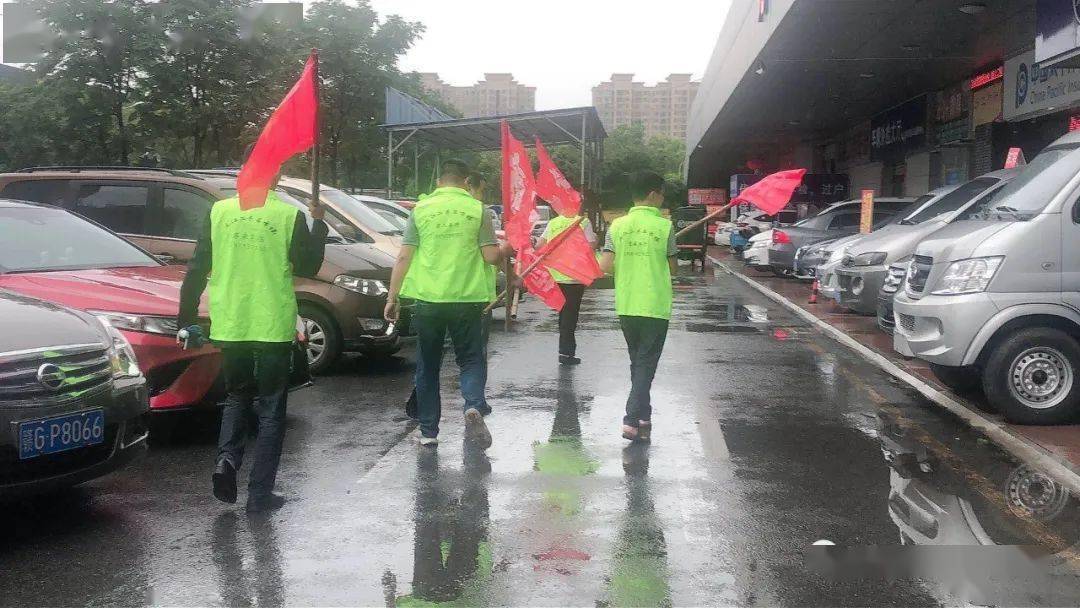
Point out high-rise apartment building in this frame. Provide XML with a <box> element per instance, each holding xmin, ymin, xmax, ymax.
<box><xmin>592</xmin><ymin>73</ymin><xmax>700</xmax><ymax>140</ymax></box>
<box><xmin>419</xmin><ymin>73</ymin><xmax>536</xmax><ymax>118</ymax></box>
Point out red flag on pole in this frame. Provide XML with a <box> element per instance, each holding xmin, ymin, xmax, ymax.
<box><xmin>237</xmin><ymin>52</ymin><xmax>319</xmax><ymax>210</ymax></box>
<box><xmin>732</xmin><ymin>168</ymin><xmax>807</xmax><ymax>215</ymax></box>
<box><xmin>538</xmin><ymin>226</ymin><xmax>602</xmax><ymax>285</ymax></box>
<box><xmin>517</xmin><ymin>248</ymin><xmax>565</xmax><ymax>311</ymax></box>
<box><xmin>501</xmin><ymin>121</ymin><xmax>537</xmax><ymax>251</ymax></box>
<box><xmin>534</xmin><ymin>138</ymin><xmax>582</xmax><ymax>217</ymax></box>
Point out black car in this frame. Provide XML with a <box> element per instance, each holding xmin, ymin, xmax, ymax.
<box><xmin>0</xmin><ymin>290</ymin><xmax>149</xmax><ymax>497</ymax></box>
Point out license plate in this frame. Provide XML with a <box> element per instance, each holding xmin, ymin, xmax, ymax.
<box><xmin>18</xmin><ymin>410</ymin><xmax>105</xmax><ymax>460</ymax></box>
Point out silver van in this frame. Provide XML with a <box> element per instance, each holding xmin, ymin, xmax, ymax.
<box><xmin>837</xmin><ymin>170</ymin><xmax>1018</xmax><ymax>315</ymax></box>
<box><xmin>893</xmin><ymin>131</ymin><xmax>1080</xmax><ymax>424</ymax></box>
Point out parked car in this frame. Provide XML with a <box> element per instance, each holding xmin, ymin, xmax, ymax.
<box><xmin>837</xmin><ymin>172</ymin><xmax>1019</xmax><ymax>315</ymax></box>
<box><xmin>767</xmin><ymin>198</ymin><xmax>914</xmax><ymax>275</ymax></box>
<box><xmin>876</xmin><ymin>262</ymin><xmax>909</xmax><ymax>333</ymax></box>
<box><xmin>0</xmin><ymin>168</ymin><xmax>401</xmax><ymax>374</ymax></box>
<box><xmin>798</xmin><ymin>234</ymin><xmax>865</xmax><ymax>304</ymax></box>
<box><xmin>715</xmin><ymin>208</ymin><xmax>798</xmax><ymax>247</ymax></box>
<box><xmin>360</xmin><ymin>196</ymin><xmax>411</xmax><ymax>231</ymax></box>
<box><xmin>0</xmin><ymin>290</ymin><xmax>150</xmax><ymax>496</ymax></box>
<box><xmin>793</xmin><ymin>233</ymin><xmax>861</xmax><ymax>281</ymax></box>
<box><xmin>0</xmin><ymin>199</ymin><xmax>221</xmax><ymax>412</ymax></box>
<box><xmin>894</xmin><ymin>131</ymin><xmax>1080</xmax><ymax>424</ymax></box>
<box><xmin>743</xmin><ymin>230</ymin><xmax>772</xmax><ymax>270</ymax></box>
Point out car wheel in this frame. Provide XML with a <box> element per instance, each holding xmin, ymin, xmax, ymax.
<box><xmin>982</xmin><ymin>327</ymin><xmax>1080</xmax><ymax>425</ymax></box>
<box><xmin>771</xmin><ymin>267</ymin><xmax>790</xmax><ymax>278</ymax></box>
<box><xmin>929</xmin><ymin>363</ymin><xmax>983</xmax><ymax>397</ymax></box>
<box><xmin>299</xmin><ymin>304</ymin><xmax>342</xmax><ymax>375</ymax></box>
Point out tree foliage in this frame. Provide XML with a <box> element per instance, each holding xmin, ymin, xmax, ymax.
<box><xmin>0</xmin><ymin>0</ymin><xmax>426</xmax><ymax>190</ymax></box>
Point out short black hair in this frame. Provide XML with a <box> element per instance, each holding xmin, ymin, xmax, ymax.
<box><xmin>630</xmin><ymin>171</ymin><xmax>665</xmax><ymax>200</ymax></box>
<box><xmin>465</xmin><ymin>171</ymin><xmax>486</xmax><ymax>188</ymax></box>
<box><xmin>441</xmin><ymin>159</ymin><xmax>470</xmax><ymax>181</ymax></box>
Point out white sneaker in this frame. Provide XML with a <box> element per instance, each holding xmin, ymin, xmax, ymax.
<box><xmin>419</xmin><ymin>435</ymin><xmax>439</xmax><ymax>446</ymax></box>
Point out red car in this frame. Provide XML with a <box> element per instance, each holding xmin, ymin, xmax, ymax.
<box><xmin>0</xmin><ymin>199</ymin><xmax>221</xmax><ymax>411</ymax></box>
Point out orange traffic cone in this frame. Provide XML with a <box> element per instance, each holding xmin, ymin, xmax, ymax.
<box><xmin>808</xmin><ymin>279</ymin><xmax>819</xmax><ymax>304</ymax></box>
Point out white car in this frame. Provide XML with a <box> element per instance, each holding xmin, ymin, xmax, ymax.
<box><xmin>743</xmin><ymin>229</ymin><xmax>772</xmax><ymax>269</ymax></box>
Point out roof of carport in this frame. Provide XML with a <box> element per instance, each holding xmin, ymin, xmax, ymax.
<box><xmin>381</xmin><ymin>107</ymin><xmax>607</xmax><ymax>152</ymax></box>
<box><xmin>687</xmin><ymin>0</ymin><xmax>1032</xmax><ymax>187</ymax></box>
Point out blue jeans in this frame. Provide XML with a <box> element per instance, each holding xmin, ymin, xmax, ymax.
<box><xmin>414</xmin><ymin>301</ymin><xmax>490</xmax><ymax>438</ymax></box>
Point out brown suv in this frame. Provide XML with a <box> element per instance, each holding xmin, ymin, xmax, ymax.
<box><xmin>0</xmin><ymin>167</ymin><xmax>400</xmax><ymax>373</ymax></box>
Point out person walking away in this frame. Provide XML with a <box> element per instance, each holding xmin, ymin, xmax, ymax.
<box><xmin>538</xmin><ymin>213</ymin><xmax>598</xmax><ymax>365</ymax></box>
<box><xmin>385</xmin><ymin>159</ymin><xmax>510</xmax><ymax>448</ymax></box>
<box><xmin>599</xmin><ymin>171</ymin><xmax>676</xmax><ymax>442</ymax></box>
<box><xmin>178</xmin><ymin>171</ymin><xmax>327</xmax><ymax>512</ymax></box>
<box><xmin>403</xmin><ymin>171</ymin><xmax>496</xmax><ymax>421</ymax></box>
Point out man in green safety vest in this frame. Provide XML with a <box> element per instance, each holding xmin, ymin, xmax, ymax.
<box><xmin>599</xmin><ymin>171</ymin><xmax>678</xmax><ymax>443</ymax></box>
<box><xmin>539</xmin><ymin>213</ymin><xmax>597</xmax><ymax>365</ymax></box>
<box><xmin>178</xmin><ymin>171</ymin><xmax>327</xmax><ymax>513</ymax></box>
<box><xmin>385</xmin><ymin>159</ymin><xmax>511</xmax><ymax>447</ymax></box>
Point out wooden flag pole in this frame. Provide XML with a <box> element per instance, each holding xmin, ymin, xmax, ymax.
<box><xmin>309</xmin><ymin>49</ymin><xmax>321</xmax><ymax>211</ymax></box>
<box><xmin>485</xmin><ymin>216</ymin><xmax>585</xmax><ymax>313</ymax></box>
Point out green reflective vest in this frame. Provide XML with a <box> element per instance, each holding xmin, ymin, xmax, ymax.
<box><xmin>610</xmin><ymin>206</ymin><xmax>673</xmax><ymax>320</ymax></box>
<box><xmin>401</xmin><ymin>187</ymin><xmax>490</xmax><ymax>303</ymax></box>
<box><xmin>208</xmin><ymin>194</ymin><xmax>299</xmax><ymax>342</ymax></box>
<box><xmin>544</xmin><ymin>215</ymin><xmax>593</xmax><ymax>284</ymax></box>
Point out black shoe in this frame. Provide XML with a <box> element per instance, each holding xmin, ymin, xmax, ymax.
<box><xmin>559</xmin><ymin>354</ymin><xmax>581</xmax><ymax>365</ymax></box>
<box><xmin>246</xmin><ymin>493</ymin><xmax>286</xmax><ymax>513</ymax></box>
<box><xmin>212</xmin><ymin>460</ymin><xmax>237</xmax><ymax>504</ymax></box>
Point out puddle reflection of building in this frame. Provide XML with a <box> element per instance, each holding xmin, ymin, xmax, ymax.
<box><xmin>606</xmin><ymin>443</ymin><xmax>671</xmax><ymax>607</ymax></box>
<box><xmin>210</xmin><ymin>511</ymin><xmax>285</xmax><ymax>607</ymax></box>
<box><xmin>404</xmin><ymin>443</ymin><xmax>492</xmax><ymax>604</ymax></box>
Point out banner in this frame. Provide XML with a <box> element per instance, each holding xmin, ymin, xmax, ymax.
<box><xmin>501</xmin><ymin>121</ymin><xmax>537</xmax><ymax>251</ymax></box>
<box><xmin>534</xmin><ymin>138</ymin><xmax>582</xmax><ymax>217</ymax></box>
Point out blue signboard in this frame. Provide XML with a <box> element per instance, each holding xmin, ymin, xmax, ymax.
<box><xmin>1036</xmin><ymin>0</ymin><xmax>1080</xmax><ymax>67</ymax></box>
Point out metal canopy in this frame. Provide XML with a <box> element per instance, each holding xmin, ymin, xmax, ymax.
<box><xmin>383</xmin><ymin>107</ymin><xmax>607</xmax><ymax>152</ymax></box>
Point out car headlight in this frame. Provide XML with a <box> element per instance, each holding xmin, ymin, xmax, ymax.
<box><xmin>334</xmin><ymin>275</ymin><xmax>389</xmax><ymax>297</ymax></box>
<box><xmin>101</xmin><ymin>322</ymin><xmax>141</xmax><ymax>378</ymax></box>
<box><xmin>930</xmin><ymin>256</ymin><xmax>1004</xmax><ymax>295</ymax></box>
<box><xmin>851</xmin><ymin>251</ymin><xmax>888</xmax><ymax>266</ymax></box>
<box><xmin>94</xmin><ymin>311</ymin><xmax>179</xmax><ymax>336</ymax></box>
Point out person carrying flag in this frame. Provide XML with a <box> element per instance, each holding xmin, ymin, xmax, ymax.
<box><xmin>538</xmin><ymin>214</ymin><xmax>597</xmax><ymax>365</ymax></box>
<box><xmin>177</xmin><ymin>165</ymin><xmax>327</xmax><ymax>513</ymax></box>
<box><xmin>385</xmin><ymin>159</ymin><xmax>511</xmax><ymax>447</ymax></box>
<box><xmin>599</xmin><ymin>171</ymin><xmax>677</xmax><ymax>442</ymax></box>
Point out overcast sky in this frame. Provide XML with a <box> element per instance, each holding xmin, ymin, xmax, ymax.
<box><xmin>369</xmin><ymin>0</ymin><xmax>731</xmax><ymax>109</ymax></box>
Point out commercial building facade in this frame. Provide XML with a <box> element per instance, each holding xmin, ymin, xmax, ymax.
<box><xmin>686</xmin><ymin>0</ymin><xmax>1080</xmax><ymax>202</ymax></box>
<box><xmin>418</xmin><ymin>73</ymin><xmax>536</xmax><ymax>118</ymax></box>
<box><xmin>592</xmin><ymin>73</ymin><xmax>700</xmax><ymax>140</ymax></box>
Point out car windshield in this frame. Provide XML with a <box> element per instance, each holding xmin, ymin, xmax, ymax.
<box><xmin>0</xmin><ymin>206</ymin><xmax>159</xmax><ymax>272</ymax></box>
<box><xmin>962</xmin><ymin>145</ymin><xmax>1080</xmax><ymax>220</ymax></box>
<box><xmin>319</xmin><ymin>189</ymin><xmax>402</xmax><ymax>235</ymax></box>
<box><xmin>892</xmin><ymin>194</ymin><xmax>935</xmax><ymax>224</ymax></box>
<box><xmin>375</xmin><ymin>209</ymin><xmax>407</xmax><ymax>230</ymax></box>
<box><xmin>901</xmin><ymin>178</ymin><xmax>999</xmax><ymax>225</ymax></box>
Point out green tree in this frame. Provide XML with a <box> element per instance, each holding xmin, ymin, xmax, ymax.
<box><xmin>303</xmin><ymin>0</ymin><xmax>423</xmax><ymax>189</ymax></box>
<box><xmin>601</xmin><ymin>124</ymin><xmax>686</xmax><ymax>208</ymax></box>
<box><xmin>30</xmin><ymin>0</ymin><xmax>156</xmax><ymax>164</ymax></box>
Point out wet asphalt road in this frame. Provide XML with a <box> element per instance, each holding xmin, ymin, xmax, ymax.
<box><xmin>3</xmin><ymin>268</ymin><xmax>1080</xmax><ymax>607</ymax></box>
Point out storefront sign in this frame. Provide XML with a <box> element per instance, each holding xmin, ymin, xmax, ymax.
<box><xmin>970</xmin><ymin>66</ymin><xmax>1004</xmax><ymax>90</ymax></box>
<box><xmin>1070</xmin><ymin>113</ymin><xmax>1080</xmax><ymax>131</ymax></box>
<box><xmin>790</xmin><ymin>173</ymin><xmax>851</xmax><ymax>205</ymax></box>
<box><xmin>687</xmin><ymin>188</ymin><xmax>727</xmax><ymax>206</ymax></box>
<box><xmin>1004</xmin><ymin>147</ymin><xmax>1028</xmax><ymax>168</ymax></box>
<box><xmin>937</xmin><ymin>118</ymin><xmax>970</xmax><ymax>144</ymax></box>
<box><xmin>859</xmin><ymin>190</ymin><xmax>874</xmax><ymax>234</ymax></box>
<box><xmin>870</xmin><ymin>96</ymin><xmax>927</xmax><ymax>162</ymax></box>
<box><xmin>972</xmin><ymin>80</ymin><xmax>1004</xmax><ymax>126</ymax></box>
<box><xmin>1036</xmin><ymin>0</ymin><xmax>1080</xmax><ymax>67</ymax></box>
<box><xmin>1004</xmin><ymin>49</ymin><xmax>1080</xmax><ymax>121</ymax></box>
<box><xmin>935</xmin><ymin>86</ymin><xmax>966</xmax><ymax>123</ymax></box>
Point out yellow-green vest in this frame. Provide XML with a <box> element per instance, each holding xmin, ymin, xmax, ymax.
<box><xmin>401</xmin><ymin>187</ymin><xmax>490</xmax><ymax>303</ymax></box>
<box><xmin>609</xmin><ymin>206</ymin><xmax>673</xmax><ymax>320</ymax></box>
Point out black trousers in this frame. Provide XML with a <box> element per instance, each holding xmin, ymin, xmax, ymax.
<box><xmin>217</xmin><ymin>344</ymin><xmax>291</xmax><ymax>500</ymax></box>
<box><xmin>619</xmin><ymin>316</ymin><xmax>669</xmax><ymax>427</ymax></box>
<box><xmin>412</xmin><ymin>302</ymin><xmax>490</xmax><ymax>438</ymax></box>
<box><xmin>558</xmin><ymin>283</ymin><xmax>585</xmax><ymax>357</ymax></box>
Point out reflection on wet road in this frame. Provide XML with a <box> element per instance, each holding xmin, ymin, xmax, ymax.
<box><xmin>2</xmin><ymin>270</ymin><xmax>1079</xmax><ymax>606</ymax></box>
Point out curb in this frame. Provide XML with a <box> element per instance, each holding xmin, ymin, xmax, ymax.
<box><xmin>709</xmin><ymin>256</ymin><xmax>1080</xmax><ymax>495</ymax></box>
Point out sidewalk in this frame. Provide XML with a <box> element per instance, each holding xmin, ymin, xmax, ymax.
<box><xmin>707</xmin><ymin>246</ymin><xmax>1080</xmax><ymax>478</ymax></box>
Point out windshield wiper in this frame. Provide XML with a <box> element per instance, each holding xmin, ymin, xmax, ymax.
<box><xmin>990</xmin><ymin>205</ymin><xmax>1025</xmax><ymax>220</ymax></box>
<box><xmin>897</xmin><ymin>218</ymin><xmax>917</xmax><ymax>225</ymax></box>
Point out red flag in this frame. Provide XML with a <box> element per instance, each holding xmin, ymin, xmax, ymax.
<box><xmin>501</xmin><ymin>121</ymin><xmax>537</xmax><ymax>251</ymax></box>
<box><xmin>237</xmin><ymin>52</ymin><xmax>318</xmax><ymax>210</ymax></box>
<box><xmin>538</xmin><ymin>226</ymin><xmax>601</xmax><ymax>285</ymax></box>
<box><xmin>534</xmin><ymin>138</ymin><xmax>581</xmax><ymax>216</ymax></box>
<box><xmin>517</xmin><ymin>248</ymin><xmax>565</xmax><ymax>311</ymax></box>
<box><xmin>732</xmin><ymin>169</ymin><xmax>807</xmax><ymax>215</ymax></box>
